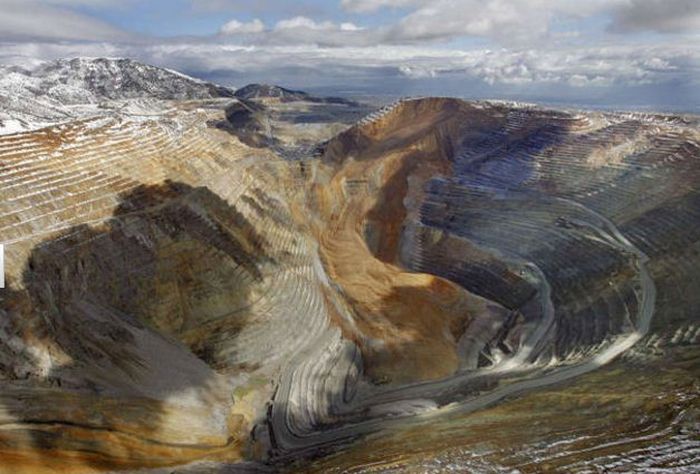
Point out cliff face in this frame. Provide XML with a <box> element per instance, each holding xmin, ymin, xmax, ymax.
<box><xmin>0</xmin><ymin>95</ymin><xmax>698</xmax><ymax>472</ymax></box>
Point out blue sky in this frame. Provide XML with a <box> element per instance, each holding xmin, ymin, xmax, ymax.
<box><xmin>66</xmin><ymin>0</ymin><xmax>411</xmax><ymax>37</ymax></box>
<box><xmin>0</xmin><ymin>0</ymin><xmax>699</xmax><ymax>110</ymax></box>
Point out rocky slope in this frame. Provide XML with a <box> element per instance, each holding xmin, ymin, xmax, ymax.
<box><xmin>234</xmin><ymin>83</ymin><xmax>357</xmax><ymax>106</ymax></box>
<box><xmin>0</xmin><ymin>58</ymin><xmax>234</xmax><ymax>135</ymax></box>
<box><xmin>218</xmin><ymin>88</ymin><xmax>370</xmax><ymax>154</ymax></box>
<box><xmin>0</xmin><ymin>91</ymin><xmax>697</xmax><ymax>473</ymax></box>
<box><xmin>234</xmin><ymin>84</ymin><xmax>310</xmax><ymax>102</ymax></box>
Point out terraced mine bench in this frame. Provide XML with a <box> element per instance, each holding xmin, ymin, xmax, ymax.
<box><xmin>0</xmin><ymin>96</ymin><xmax>698</xmax><ymax>473</ymax></box>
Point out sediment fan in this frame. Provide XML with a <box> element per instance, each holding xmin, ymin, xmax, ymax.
<box><xmin>0</xmin><ymin>95</ymin><xmax>698</xmax><ymax>473</ymax></box>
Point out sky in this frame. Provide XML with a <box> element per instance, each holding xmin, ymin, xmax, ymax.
<box><xmin>0</xmin><ymin>0</ymin><xmax>699</xmax><ymax>110</ymax></box>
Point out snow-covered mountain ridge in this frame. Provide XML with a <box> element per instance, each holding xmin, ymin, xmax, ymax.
<box><xmin>0</xmin><ymin>57</ymin><xmax>235</xmax><ymax>134</ymax></box>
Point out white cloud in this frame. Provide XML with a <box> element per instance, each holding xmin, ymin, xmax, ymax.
<box><xmin>274</xmin><ymin>16</ymin><xmax>336</xmax><ymax>30</ymax></box>
<box><xmin>219</xmin><ymin>18</ymin><xmax>265</xmax><ymax>35</ymax></box>
<box><xmin>215</xmin><ymin>15</ymin><xmax>366</xmax><ymax>45</ymax></box>
<box><xmin>211</xmin><ymin>16</ymin><xmax>372</xmax><ymax>47</ymax></box>
<box><xmin>340</xmin><ymin>22</ymin><xmax>362</xmax><ymax>31</ymax></box>
<box><xmin>5</xmin><ymin>38</ymin><xmax>696</xmax><ymax>90</ymax></box>
<box><xmin>609</xmin><ymin>0</ymin><xmax>700</xmax><ymax>33</ymax></box>
<box><xmin>344</xmin><ymin>0</ymin><xmax>700</xmax><ymax>45</ymax></box>
<box><xmin>274</xmin><ymin>16</ymin><xmax>361</xmax><ymax>32</ymax></box>
<box><xmin>383</xmin><ymin>0</ymin><xmax>582</xmax><ymax>44</ymax></box>
<box><xmin>0</xmin><ymin>0</ymin><xmax>133</xmax><ymax>42</ymax></box>
<box><xmin>398</xmin><ymin>64</ymin><xmax>437</xmax><ymax>78</ymax></box>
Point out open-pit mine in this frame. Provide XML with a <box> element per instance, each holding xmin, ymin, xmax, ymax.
<box><xmin>0</xmin><ymin>59</ymin><xmax>698</xmax><ymax>473</ymax></box>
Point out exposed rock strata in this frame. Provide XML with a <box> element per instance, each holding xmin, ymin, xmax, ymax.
<box><xmin>0</xmin><ymin>96</ymin><xmax>698</xmax><ymax>472</ymax></box>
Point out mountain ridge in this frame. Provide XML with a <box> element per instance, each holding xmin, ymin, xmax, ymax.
<box><xmin>0</xmin><ymin>57</ymin><xmax>236</xmax><ymax>134</ymax></box>
<box><xmin>234</xmin><ymin>82</ymin><xmax>358</xmax><ymax>106</ymax></box>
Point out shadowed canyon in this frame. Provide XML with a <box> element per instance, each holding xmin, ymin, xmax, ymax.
<box><xmin>0</xmin><ymin>66</ymin><xmax>699</xmax><ymax>473</ymax></box>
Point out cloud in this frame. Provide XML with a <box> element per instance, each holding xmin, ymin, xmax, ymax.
<box><xmin>608</xmin><ymin>0</ymin><xmax>700</xmax><ymax>33</ymax></box>
<box><xmin>214</xmin><ymin>2</ymin><xmax>581</xmax><ymax>47</ymax></box>
<box><xmin>219</xmin><ymin>18</ymin><xmax>265</xmax><ymax>35</ymax></box>
<box><xmin>340</xmin><ymin>23</ymin><xmax>362</xmax><ymax>31</ymax></box>
<box><xmin>5</xmin><ymin>1</ymin><xmax>698</xmax><ymax>51</ymax></box>
<box><xmin>270</xmin><ymin>18</ymin><xmax>367</xmax><ymax>46</ymax></box>
<box><xmin>340</xmin><ymin>1</ymin><xmax>581</xmax><ymax>45</ymax></box>
<box><xmin>0</xmin><ymin>0</ymin><xmax>133</xmax><ymax>42</ymax></box>
<box><xmin>273</xmin><ymin>16</ymin><xmax>362</xmax><ymax>32</ymax></box>
<box><xmin>215</xmin><ymin>16</ymin><xmax>370</xmax><ymax>46</ymax></box>
<box><xmin>0</xmin><ymin>1</ymin><xmax>698</xmax><ymax>109</ymax></box>
<box><xmin>274</xmin><ymin>16</ymin><xmax>336</xmax><ymax>30</ymax></box>
<box><xmin>344</xmin><ymin>0</ymin><xmax>700</xmax><ymax>45</ymax></box>
<box><xmin>378</xmin><ymin>0</ymin><xmax>626</xmax><ymax>44</ymax></box>
<box><xmin>434</xmin><ymin>45</ymin><xmax>700</xmax><ymax>87</ymax></box>
<box><xmin>341</xmin><ymin>0</ymin><xmax>427</xmax><ymax>13</ymax></box>
<box><xmin>385</xmin><ymin>0</ymin><xmax>550</xmax><ymax>43</ymax></box>
<box><xmin>5</xmin><ymin>37</ymin><xmax>696</xmax><ymax>90</ymax></box>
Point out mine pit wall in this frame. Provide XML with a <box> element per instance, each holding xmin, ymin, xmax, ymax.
<box><xmin>400</xmin><ymin>223</ymin><xmax>537</xmax><ymax>310</ymax></box>
<box><xmin>261</xmin><ymin>97</ymin><xmax>669</xmax><ymax>456</ymax></box>
<box><xmin>393</xmin><ymin>101</ymin><xmax>698</xmax><ymax>365</ymax></box>
<box><xmin>317</xmin><ymin>96</ymin><xmax>698</xmax><ymax>373</ymax></box>
<box><xmin>305</xmin><ymin>98</ymin><xmax>512</xmax><ymax>385</ymax></box>
<box><xmin>0</xmin><ymin>96</ymin><xmax>698</xmax><ymax>471</ymax></box>
<box><xmin>0</xmin><ymin>109</ymin><xmax>330</xmax><ymax>471</ymax></box>
<box><xmin>321</xmin><ymin>98</ymin><xmax>480</xmax><ymax>266</ymax></box>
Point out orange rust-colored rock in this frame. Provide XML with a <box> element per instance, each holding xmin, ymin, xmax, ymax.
<box><xmin>308</xmin><ymin>99</ymin><xmax>495</xmax><ymax>383</ymax></box>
